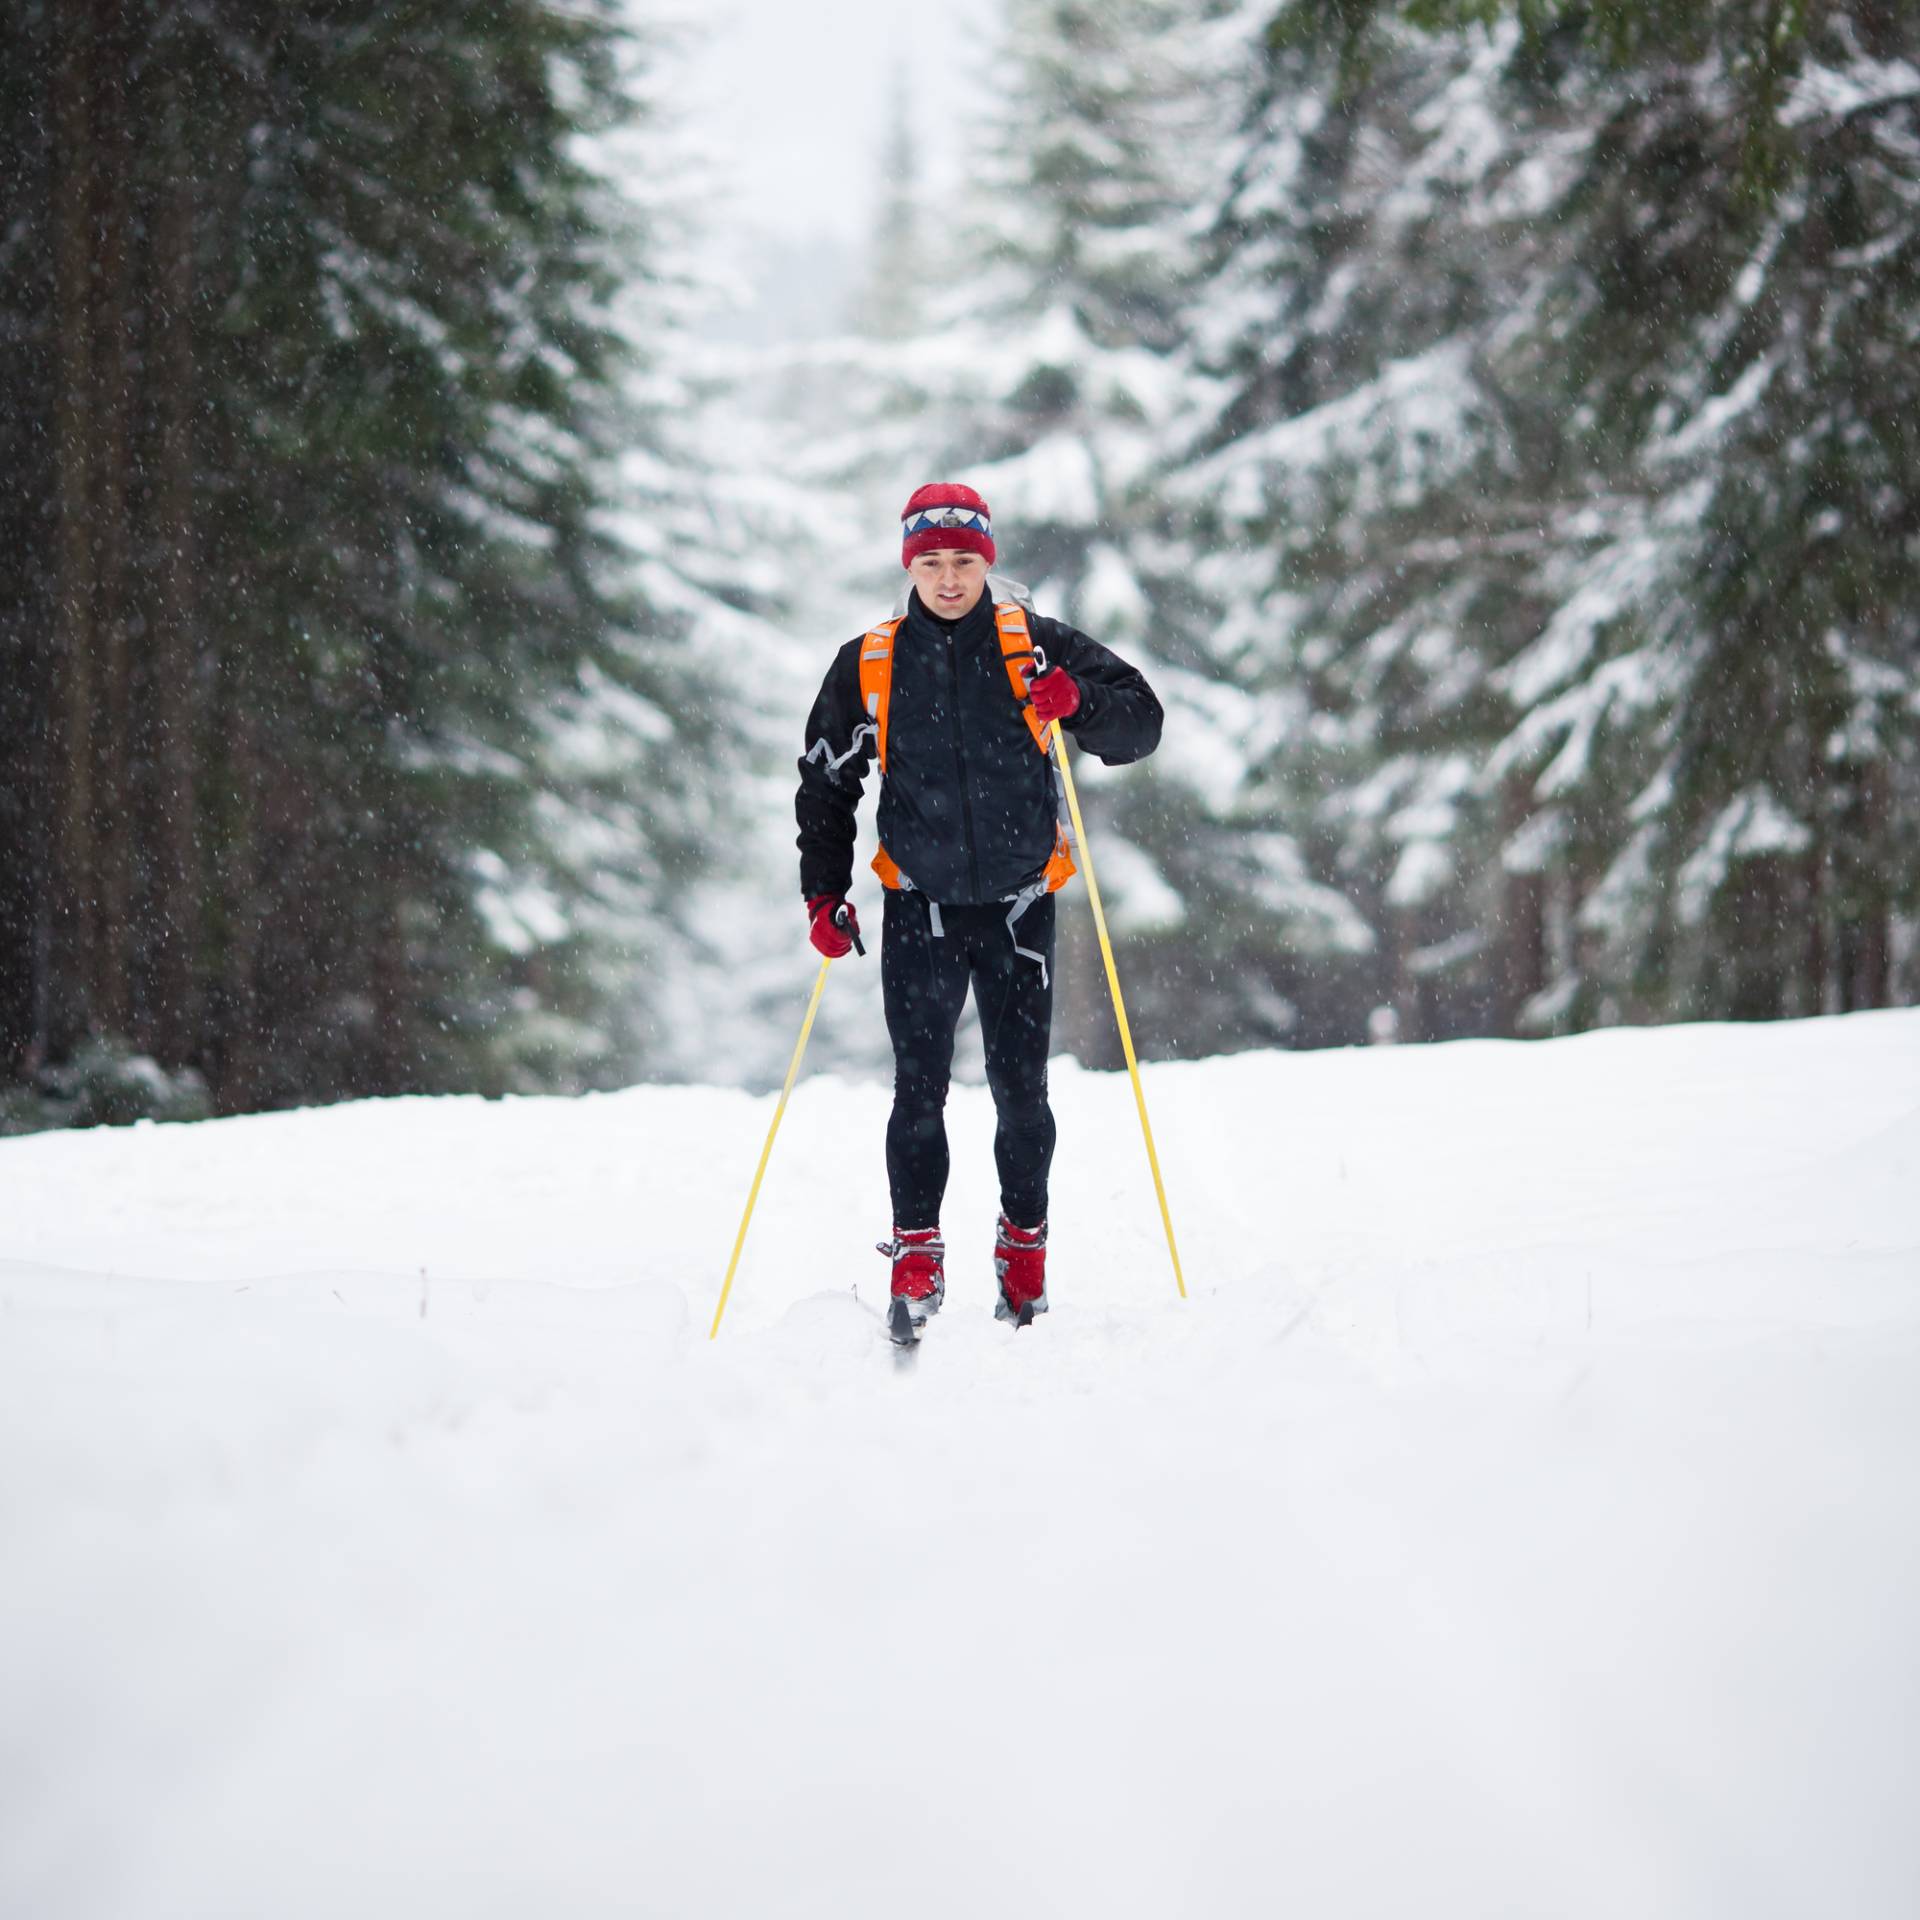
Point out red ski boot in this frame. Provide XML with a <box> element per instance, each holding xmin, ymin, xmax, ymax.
<box><xmin>878</xmin><ymin>1226</ymin><xmax>944</xmax><ymax>1344</ymax></box>
<box><xmin>993</xmin><ymin>1215</ymin><xmax>1049</xmax><ymax>1326</ymax></box>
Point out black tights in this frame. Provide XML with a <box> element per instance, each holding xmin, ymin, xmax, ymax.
<box><xmin>881</xmin><ymin>891</ymin><xmax>1056</xmax><ymax>1230</ymax></box>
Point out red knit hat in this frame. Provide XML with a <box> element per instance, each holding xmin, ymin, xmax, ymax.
<box><xmin>901</xmin><ymin>482</ymin><xmax>995</xmax><ymax>568</ymax></box>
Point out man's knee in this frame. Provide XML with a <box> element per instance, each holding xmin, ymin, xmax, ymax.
<box><xmin>984</xmin><ymin>1065</ymin><xmax>1049</xmax><ymax>1126</ymax></box>
<box><xmin>892</xmin><ymin>1056</ymin><xmax>951</xmax><ymax>1116</ymax></box>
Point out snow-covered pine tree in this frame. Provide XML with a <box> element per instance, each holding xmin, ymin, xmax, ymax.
<box><xmin>1175</xmin><ymin>0</ymin><xmax>1919</xmax><ymax>1037</ymax></box>
<box><xmin>205</xmin><ymin>0</ymin><xmax>765</xmax><ymax>1105</ymax></box>
<box><xmin>0</xmin><ymin>0</ymin><xmax>773</xmax><ymax>1124</ymax></box>
<box><xmin>810</xmin><ymin>77</ymin><xmax>963</xmax><ymax>562</ymax></box>
<box><xmin>495</xmin><ymin>11</ymin><xmax>802</xmax><ymax>1093</ymax></box>
<box><xmin>933</xmin><ymin>0</ymin><xmax>1235</xmax><ymax>1065</ymax></box>
<box><xmin>1481</xmin><ymin>1</ymin><xmax>1920</xmax><ymax>1022</ymax></box>
<box><xmin>854</xmin><ymin>72</ymin><xmax>928</xmax><ymax>344</ymax></box>
<box><xmin>1169</xmin><ymin>3</ymin><xmax>1600</xmax><ymax>1042</ymax></box>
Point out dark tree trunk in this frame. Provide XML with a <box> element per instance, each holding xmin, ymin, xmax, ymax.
<box><xmin>1727</xmin><ymin>855</ymin><xmax>1789</xmax><ymax>1022</ymax></box>
<box><xmin>0</xmin><ymin>16</ymin><xmax>52</xmax><ymax>1077</ymax></box>
<box><xmin>87</xmin><ymin>0</ymin><xmax>135</xmax><ymax>1038</ymax></box>
<box><xmin>365</xmin><ymin>604</ymin><xmax>419</xmax><ymax>1093</ymax></box>
<box><xmin>49</xmin><ymin>2</ymin><xmax>98</xmax><ymax>1054</ymax></box>
<box><xmin>1802</xmin><ymin>735</ymin><xmax>1830</xmax><ymax>1018</ymax></box>
<box><xmin>1803</xmin><ymin>847</ymin><xmax>1829</xmax><ymax>1020</ymax></box>
<box><xmin>143</xmin><ymin>64</ymin><xmax>202</xmax><ymax>1069</ymax></box>
<box><xmin>1497</xmin><ymin>781</ymin><xmax>1547</xmax><ymax>1034</ymax></box>
<box><xmin>0</xmin><ymin>634</ymin><xmax>44</xmax><ymax>1077</ymax></box>
<box><xmin>1392</xmin><ymin>905</ymin><xmax>1424</xmax><ymax>1044</ymax></box>
<box><xmin>1053</xmin><ymin>878</ymin><xmax>1122</xmax><ymax>1072</ymax></box>
<box><xmin>1855</xmin><ymin>764</ymin><xmax>1892</xmax><ymax>1009</ymax></box>
<box><xmin>373</xmin><ymin>796</ymin><xmax>411</xmax><ymax>1091</ymax></box>
<box><xmin>1857</xmin><ymin>911</ymin><xmax>1892</xmax><ymax>1011</ymax></box>
<box><xmin>212</xmin><ymin>628</ymin><xmax>264</xmax><ymax>1113</ymax></box>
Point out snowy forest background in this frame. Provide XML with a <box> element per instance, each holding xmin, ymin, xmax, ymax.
<box><xmin>3</xmin><ymin>0</ymin><xmax>1918</xmax><ymax>1131</ymax></box>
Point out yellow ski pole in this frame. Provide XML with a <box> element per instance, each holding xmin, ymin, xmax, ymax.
<box><xmin>710</xmin><ymin>934</ymin><xmax>846</xmax><ymax>1339</ymax></box>
<box><xmin>1037</xmin><ymin>662</ymin><xmax>1187</xmax><ymax>1300</ymax></box>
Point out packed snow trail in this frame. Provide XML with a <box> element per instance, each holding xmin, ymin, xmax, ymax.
<box><xmin>3</xmin><ymin>1011</ymin><xmax>1917</xmax><ymax>1919</ymax></box>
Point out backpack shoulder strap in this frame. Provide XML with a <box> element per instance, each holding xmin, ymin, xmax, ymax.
<box><xmin>857</xmin><ymin>617</ymin><xmax>905</xmax><ymax>772</ymax></box>
<box><xmin>994</xmin><ymin>601</ymin><xmax>1078</xmax><ymax>892</ymax></box>
<box><xmin>993</xmin><ymin>601</ymin><xmax>1050</xmax><ymax>756</ymax></box>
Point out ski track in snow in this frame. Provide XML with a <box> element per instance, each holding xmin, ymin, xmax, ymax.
<box><xmin>3</xmin><ymin>1011</ymin><xmax>1918</xmax><ymax>1918</ymax></box>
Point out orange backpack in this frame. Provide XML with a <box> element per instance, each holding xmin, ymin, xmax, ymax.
<box><xmin>858</xmin><ymin>600</ymin><xmax>1077</xmax><ymax>895</ymax></box>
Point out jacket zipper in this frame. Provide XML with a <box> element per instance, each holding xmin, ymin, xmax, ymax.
<box><xmin>946</xmin><ymin>627</ymin><xmax>983</xmax><ymax>900</ymax></box>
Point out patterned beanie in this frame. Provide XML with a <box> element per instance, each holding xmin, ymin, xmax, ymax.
<box><xmin>901</xmin><ymin>482</ymin><xmax>995</xmax><ymax>568</ymax></box>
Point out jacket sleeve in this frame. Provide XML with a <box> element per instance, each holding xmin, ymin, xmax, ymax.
<box><xmin>1039</xmin><ymin>617</ymin><xmax>1164</xmax><ymax>765</ymax></box>
<box><xmin>795</xmin><ymin>637</ymin><xmax>877</xmax><ymax>901</ymax></box>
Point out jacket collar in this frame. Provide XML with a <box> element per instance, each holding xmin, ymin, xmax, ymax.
<box><xmin>905</xmin><ymin>585</ymin><xmax>996</xmax><ymax>645</ymax></box>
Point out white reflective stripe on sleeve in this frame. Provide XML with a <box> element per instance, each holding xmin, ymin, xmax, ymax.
<box><xmin>801</xmin><ymin>721</ymin><xmax>877</xmax><ymax>774</ymax></box>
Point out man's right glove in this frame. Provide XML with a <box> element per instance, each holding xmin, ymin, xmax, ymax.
<box><xmin>807</xmin><ymin>894</ymin><xmax>861</xmax><ymax>958</ymax></box>
<box><xmin>1027</xmin><ymin>665</ymin><xmax>1082</xmax><ymax>726</ymax></box>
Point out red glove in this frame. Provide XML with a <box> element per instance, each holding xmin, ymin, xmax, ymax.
<box><xmin>807</xmin><ymin>895</ymin><xmax>860</xmax><ymax>958</ymax></box>
<box><xmin>1028</xmin><ymin>667</ymin><xmax>1081</xmax><ymax>725</ymax></box>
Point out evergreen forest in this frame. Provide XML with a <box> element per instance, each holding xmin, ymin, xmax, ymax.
<box><xmin>4</xmin><ymin>0</ymin><xmax>1917</xmax><ymax>1130</ymax></box>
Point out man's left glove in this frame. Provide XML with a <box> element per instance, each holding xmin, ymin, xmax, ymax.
<box><xmin>807</xmin><ymin>894</ymin><xmax>861</xmax><ymax>958</ymax></box>
<box><xmin>1028</xmin><ymin>667</ymin><xmax>1081</xmax><ymax>725</ymax></box>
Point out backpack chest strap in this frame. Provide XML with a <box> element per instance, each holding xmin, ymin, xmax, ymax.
<box><xmin>861</xmin><ymin>605</ymin><xmax>1049</xmax><ymax>770</ymax></box>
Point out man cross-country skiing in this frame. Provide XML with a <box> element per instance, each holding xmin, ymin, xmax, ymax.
<box><xmin>796</xmin><ymin>482</ymin><xmax>1163</xmax><ymax>1342</ymax></box>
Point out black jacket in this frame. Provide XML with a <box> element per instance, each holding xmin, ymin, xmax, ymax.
<box><xmin>796</xmin><ymin>588</ymin><xmax>1163</xmax><ymax>906</ymax></box>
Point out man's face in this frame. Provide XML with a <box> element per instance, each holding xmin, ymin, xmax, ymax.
<box><xmin>908</xmin><ymin>548</ymin><xmax>990</xmax><ymax>620</ymax></box>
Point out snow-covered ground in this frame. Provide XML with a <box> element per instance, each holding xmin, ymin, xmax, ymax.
<box><xmin>3</xmin><ymin>1009</ymin><xmax>1917</xmax><ymax>1918</ymax></box>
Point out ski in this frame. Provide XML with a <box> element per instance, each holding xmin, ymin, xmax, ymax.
<box><xmin>887</xmin><ymin>1297</ymin><xmax>921</xmax><ymax>1347</ymax></box>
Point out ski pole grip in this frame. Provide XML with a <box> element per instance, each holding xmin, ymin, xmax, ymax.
<box><xmin>835</xmin><ymin>904</ymin><xmax>865</xmax><ymax>958</ymax></box>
